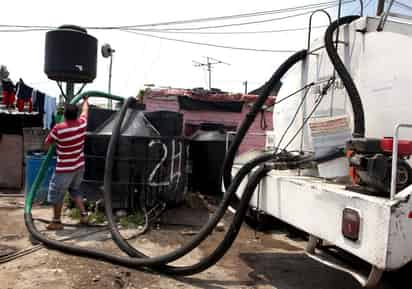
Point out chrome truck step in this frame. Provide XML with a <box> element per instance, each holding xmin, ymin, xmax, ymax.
<box><xmin>305</xmin><ymin>236</ymin><xmax>383</xmax><ymax>288</ymax></box>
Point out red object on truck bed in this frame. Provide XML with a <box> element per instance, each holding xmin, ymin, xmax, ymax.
<box><xmin>380</xmin><ymin>137</ymin><xmax>412</xmax><ymax>155</ymax></box>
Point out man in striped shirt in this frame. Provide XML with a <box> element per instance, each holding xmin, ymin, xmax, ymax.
<box><xmin>44</xmin><ymin>98</ymin><xmax>89</xmax><ymax>230</ymax></box>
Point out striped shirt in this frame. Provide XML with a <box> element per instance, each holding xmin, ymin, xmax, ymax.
<box><xmin>45</xmin><ymin>115</ymin><xmax>87</xmax><ymax>173</ymax></box>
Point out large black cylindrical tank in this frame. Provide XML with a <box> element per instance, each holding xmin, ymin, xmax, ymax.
<box><xmin>44</xmin><ymin>25</ymin><xmax>97</xmax><ymax>83</ymax></box>
<box><xmin>87</xmin><ymin>107</ymin><xmax>116</xmax><ymax>132</ymax></box>
<box><xmin>83</xmin><ymin>108</ymin><xmax>188</xmax><ymax>209</ymax></box>
<box><xmin>190</xmin><ymin>123</ymin><xmax>230</xmax><ymax>195</ymax></box>
<box><xmin>144</xmin><ymin>111</ymin><xmax>183</xmax><ymax>136</ymax></box>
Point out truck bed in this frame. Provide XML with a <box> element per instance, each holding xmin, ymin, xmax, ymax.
<box><xmin>233</xmin><ymin>156</ymin><xmax>412</xmax><ymax>272</ymax></box>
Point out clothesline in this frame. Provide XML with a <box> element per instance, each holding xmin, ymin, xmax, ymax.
<box><xmin>1</xmin><ymin>78</ymin><xmax>57</xmax><ymax>129</ymax></box>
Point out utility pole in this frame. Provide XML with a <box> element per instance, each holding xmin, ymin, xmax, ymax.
<box><xmin>101</xmin><ymin>43</ymin><xmax>115</xmax><ymax>109</ymax></box>
<box><xmin>243</xmin><ymin>80</ymin><xmax>248</xmax><ymax>94</ymax></box>
<box><xmin>193</xmin><ymin>56</ymin><xmax>230</xmax><ymax>90</ymax></box>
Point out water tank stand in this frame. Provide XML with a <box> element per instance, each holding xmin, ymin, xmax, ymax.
<box><xmin>55</xmin><ymin>81</ymin><xmax>72</xmax><ymax>103</ymax></box>
<box><xmin>58</xmin><ymin>81</ymin><xmax>82</xmax><ymax>103</ymax></box>
<box><xmin>66</xmin><ymin>82</ymin><xmax>74</xmax><ymax>101</ymax></box>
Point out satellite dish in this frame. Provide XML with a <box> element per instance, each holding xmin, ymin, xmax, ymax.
<box><xmin>101</xmin><ymin>43</ymin><xmax>114</xmax><ymax>58</ymax></box>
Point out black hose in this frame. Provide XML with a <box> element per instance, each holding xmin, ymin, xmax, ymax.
<box><xmin>24</xmin><ymin>97</ymin><xmax>277</xmax><ymax>272</ymax></box>
<box><xmin>314</xmin><ymin>148</ymin><xmax>345</xmax><ymax>163</ymax></box>
<box><xmin>33</xmin><ymin>218</ymin><xmax>106</xmax><ymax>228</ymax></box>
<box><xmin>0</xmin><ymin>227</ymin><xmax>109</xmax><ymax>264</ymax></box>
<box><xmin>168</xmin><ymin>164</ymin><xmax>273</xmax><ymax>275</ymax></box>
<box><xmin>104</xmin><ymin>97</ymin><xmax>277</xmax><ymax>270</ymax></box>
<box><xmin>324</xmin><ymin>15</ymin><xmax>365</xmax><ymax>138</ymax></box>
<box><xmin>222</xmin><ymin>50</ymin><xmax>308</xmax><ymax>191</ymax></box>
<box><xmin>24</xmin><ymin>49</ymin><xmax>310</xmax><ymax>274</ymax></box>
<box><xmin>23</xmin><ymin>162</ymin><xmax>272</xmax><ymax>272</ymax></box>
<box><xmin>103</xmin><ymin>53</ymin><xmax>310</xmax><ymax>271</ymax></box>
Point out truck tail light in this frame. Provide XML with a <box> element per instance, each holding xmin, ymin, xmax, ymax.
<box><xmin>342</xmin><ymin>208</ymin><xmax>360</xmax><ymax>241</ymax></box>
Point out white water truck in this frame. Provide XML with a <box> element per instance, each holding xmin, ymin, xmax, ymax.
<box><xmin>231</xmin><ymin>4</ymin><xmax>412</xmax><ymax>288</ymax></box>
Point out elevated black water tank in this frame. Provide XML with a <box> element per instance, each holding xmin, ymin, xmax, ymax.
<box><xmin>190</xmin><ymin>123</ymin><xmax>231</xmax><ymax>195</ymax></box>
<box><xmin>44</xmin><ymin>25</ymin><xmax>97</xmax><ymax>83</ymax></box>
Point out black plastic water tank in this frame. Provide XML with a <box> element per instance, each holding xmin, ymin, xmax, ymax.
<box><xmin>87</xmin><ymin>107</ymin><xmax>116</xmax><ymax>132</ymax></box>
<box><xmin>190</xmin><ymin>123</ymin><xmax>230</xmax><ymax>195</ymax></box>
<box><xmin>144</xmin><ymin>111</ymin><xmax>183</xmax><ymax>136</ymax></box>
<box><xmin>44</xmin><ymin>25</ymin><xmax>97</xmax><ymax>83</ymax></box>
<box><xmin>83</xmin><ymin>108</ymin><xmax>188</xmax><ymax>209</ymax></box>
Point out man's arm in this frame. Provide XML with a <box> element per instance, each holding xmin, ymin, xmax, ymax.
<box><xmin>43</xmin><ymin>127</ymin><xmax>57</xmax><ymax>151</ymax></box>
<box><xmin>80</xmin><ymin>97</ymin><xmax>89</xmax><ymax>118</ymax></box>
<box><xmin>43</xmin><ymin>141</ymin><xmax>52</xmax><ymax>152</ymax></box>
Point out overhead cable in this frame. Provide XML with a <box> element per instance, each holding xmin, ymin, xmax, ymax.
<box><xmin>0</xmin><ymin>25</ymin><xmax>329</xmax><ymax>35</ymax></box>
<box><xmin>0</xmin><ymin>0</ymin><xmax>353</xmax><ymax>32</ymax></box>
<box><xmin>0</xmin><ymin>28</ymin><xmax>49</xmax><ymax>33</ymax></box>
<box><xmin>122</xmin><ymin>29</ymin><xmax>298</xmax><ymax>53</ymax></box>
<box><xmin>91</xmin><ymin>0</ymin><xmax>350</xmax><ymax>29</ymax></box>
<box><xmin>129</xmin><ymin>2</ymin><xmax>349</xmax><ymax>32</ymax></box>
<box><xmin>394</xmin><ymin>1</ymin><xmax>412</xmax><ymax>11</ymax></box>
<box><xmin>125</xmin><ymin>25</ymin><xmax>328</xmax><ymax>35</ymax></box>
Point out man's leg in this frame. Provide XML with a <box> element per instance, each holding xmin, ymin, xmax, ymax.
<box><xmin>53</xmin><ymin>203</ymin><xmax>64</xmax><ymax>221</ymax></box>
<box><xmin>69</xmin><ymin>167</ymin><xmax>88</xmax><ymax>224</ymax></box>
<box><xmin>72</xmin><ymin>195</ymin><xmax>86</xmax><ymax>213</ymax></box>
<box><xmin>47</xmin><ymin>172</ymin><xmax>71</xmax><ymax>230</ymax></box>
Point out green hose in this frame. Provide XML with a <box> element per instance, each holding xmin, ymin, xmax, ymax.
<box><xmin>70</xmin><ymin>90</ymin><xmax>124</xmax><ymax>107</ymax></box>
<box><xmin>24</xmin><ymin>90</ymin><xmax>125</xmax><ymax>214</ymax></box>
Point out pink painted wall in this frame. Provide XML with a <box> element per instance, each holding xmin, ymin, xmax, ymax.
<box><xmin>145</xmin><ymin>97</ymin><xmax>272</xmax><ymax>154</ymax></box>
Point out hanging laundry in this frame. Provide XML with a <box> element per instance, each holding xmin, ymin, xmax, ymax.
<box><xmin>31</xmin><ymin>89</ymin><xmax>37</xmax><ymax>106</ymax></box>
<box><xmin>32</xmin><ymin>90</ymin><xmax>45</xmax><ymax>114</ymax></box>
<box><xmin>43</xmin><ymin>95</ymin><xmax>56</xmax><ymax>129</ymax></box>
<box><xmin>1</xmin><ymin>78</ymin><xmax>15</xmax><ymax>107</ymax></box>
<box><xmin>15</xmin><ymin>79</ymin><xmax>33</xmax><ymax>112</ymax></box>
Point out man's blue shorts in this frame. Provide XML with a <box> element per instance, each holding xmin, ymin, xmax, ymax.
<box><xmin>47</xmin><ymin>167</ymin><xmax>84</xmax><ymax>205</ymax></box>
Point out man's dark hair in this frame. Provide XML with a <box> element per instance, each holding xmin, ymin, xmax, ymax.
<box><xmin>64</xmin><ymin>104</ymin><xmax>79</xmax><ymax>120</ymax></box>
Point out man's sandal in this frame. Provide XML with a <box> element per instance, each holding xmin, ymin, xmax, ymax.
<box><xmin>80</xmin><ymin>212</ymin><xmax>89</xmax><ymax>225</ymax></box>
<box><xmin>46</xmin><ymin>219</ymin><xmax>64</xmax><ymax>230</ymax></box>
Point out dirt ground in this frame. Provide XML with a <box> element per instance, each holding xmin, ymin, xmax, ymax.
<box><xmin>0</xmin><ymin>195</ymin><xmax>410</xmax><ymax>289</ymax></box>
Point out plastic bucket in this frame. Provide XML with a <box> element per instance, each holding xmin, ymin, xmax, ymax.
<box><xmin>25</xmin><ymin>151</ymin><xmax>56</xmax><ymax>203</ymax></box>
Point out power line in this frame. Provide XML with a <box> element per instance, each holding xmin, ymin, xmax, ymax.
<box><xmin>125</xmin><ymin>25</ymin><xmax>328</xmax><ymax>35</ymax></box>
<box><xmin>0</xmin><ymin>0</ymin><xmax>353</xmax><ymax>32</ymax></box>
<box><xmin>90</xmin><ymin>0</ymin><xmax>348</xmax><ymax>29</ymax></box>
<box><xmin>0</xmin><ymin>28</ymin><xmax>49</xmax><ymax>33</ymax></box>
<box><xmin>122</xmin><ymin>29</ymin><xmax>298</xmax><ymax>53</ymax></box>
<box><xmin>0</xmin><ymin>24</ymin><xmax>53</xmax><ymax>29</ymax></box>
<box><xmin>0</xmin><ymin>24</ymin><xmax>329</xmax><ymax>35</ymax></box>
<box><xmin>394</xmin><ymin>0</ymin><xmax>412</xmax><ymax>11</ymax></box>
<box><xmin>130</xmin><ymin>2</ymin><xmax>350</xmax><ymax>32</ymax></box>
